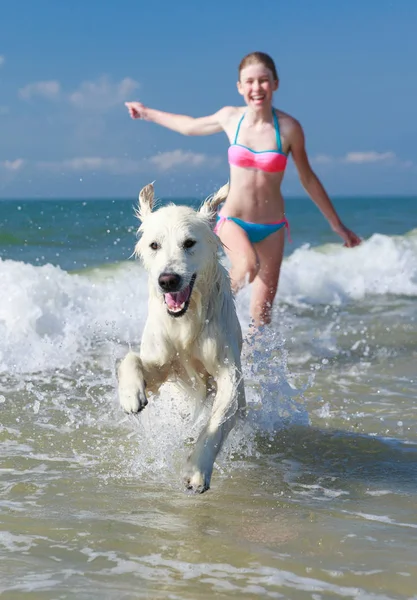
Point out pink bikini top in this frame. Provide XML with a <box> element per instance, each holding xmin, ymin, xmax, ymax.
<box><xmin>228</xmin><ymin>109</ymin><xmax>287</xmax><ymax>174</ymax></box>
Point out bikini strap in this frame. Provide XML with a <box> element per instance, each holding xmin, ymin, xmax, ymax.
<box><xmin>272</xmin><ymin>109</ymin><xmax>282</xmax><ymax>153</ymax></box>
<box><xmin>283</xmin><ymin>216</ymin><xmax>292</xmax><ymax>243</ymax></box>
<box><xmin>233</xmin><ymin>112</ymin><xmax>246</xmax><ymax>144</ymax></box>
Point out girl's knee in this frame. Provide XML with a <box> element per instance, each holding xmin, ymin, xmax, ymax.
<box><xmin>246</xmin><ymin>261</ymin><xmax>260</xmax><ymax>284</ymax></box>
<box><xmin>231</xmin><ymin>253</ymin><xmax>259</xmax><ymax>285</ymax></box>
<box><xmin>245</xmin><ymin>254</ymin><xmax>260</xmax><ymax>283</ymax></box>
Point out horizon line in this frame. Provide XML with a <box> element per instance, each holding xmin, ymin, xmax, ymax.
<box><xmin>0</xmin><ymin>194</ymin><xmax>416</xmax><ymax>202</ymax></box>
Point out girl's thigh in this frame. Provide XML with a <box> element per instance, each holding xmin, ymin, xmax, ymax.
<box><xmin>217</xmin><ymin>219</ymin><xmax>258</xmax><ymax>277</ymax></box>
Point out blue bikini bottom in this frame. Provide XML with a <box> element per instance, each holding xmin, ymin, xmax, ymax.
<box><xmin>214</xmin><ymin>214</ymin><xmax>290</xmax><ymax>244</ymax></box>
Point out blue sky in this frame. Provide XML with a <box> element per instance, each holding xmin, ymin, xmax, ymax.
<box><xmin>0</xmin><ymin>0</ymin><xmax>416</xmax><ymax>199</ymax></box>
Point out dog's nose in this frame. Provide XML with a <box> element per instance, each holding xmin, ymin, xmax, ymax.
<box><xmin>158</xmin><ymin>272</ymin><xmax>182</xmax><ymax>292</ymax></box>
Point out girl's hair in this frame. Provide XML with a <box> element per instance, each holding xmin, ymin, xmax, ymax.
<box><xmin>238</xmin><ymin>52</ymin><xmax>279</xmax><ymax>81</ymax></box>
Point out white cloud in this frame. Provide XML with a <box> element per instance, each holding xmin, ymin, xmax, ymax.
<box><xmin>16</xmin><ymin>74</ymin><xmax>139</xmax><ymax>113</ymax></box>
<box><xmin>39</xmin><ymin>156</ymin><xmax>140</xmax><ymax>175</ymax></box>
<box><xmin>69</xmin><ymin>76</ymin><xmax>139</xmax><ymax>110</ymax></box>
<box><xmin>311</xmin><ymin>151</ymin><xmax>402</xmax><ymax>167</ymax></box>
<box><xmin>19</xmin><ymin>80</ymin><xmax>61</xmax><ymax>100</ymax></box>
<box><xmin>343</xmin><ymin>151</ymin><xmax>396</xmax><ymax>164</ymax></box>
<box><xmin>0</xmin><ymin>55</ymin><xmax>5</xmax><ymax>67</ymax></box>
<box><xmin>311</xmin><ymin>154</ymin><xmax>334</xmax><ymax>165</ymax></box>
<box><xmin>37</xmin><ymin>150</ymin><xmax>221</xmax><ymax>174</ymax></box>
<box><xmin>149</xmin><ymin>149</ymin><xmax>221</xmax><ymax>172</ymax></box>
<box><xmin>1</xmin><ymin>159</ymin><xmax>25</xmax><ymax>171</ymax></box>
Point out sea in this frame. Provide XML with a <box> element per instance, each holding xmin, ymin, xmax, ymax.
<box><xmin>0</xmin><ymin>194</ymin><xmax>416</xmax><ymax>599</ymax></box>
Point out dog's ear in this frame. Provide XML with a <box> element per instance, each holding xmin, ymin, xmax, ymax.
<box><xmin>136</xmin><ymin>182</ymin><xmax>155</xmax><ymax>221</ymax></box>
<box><xmin>199</xmin><ymin>181</ymin><xmax>229</xmax><ymax>222</ymax></box>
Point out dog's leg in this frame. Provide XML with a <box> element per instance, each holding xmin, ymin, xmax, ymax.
<box><xmin>118</xmin><ymin>351</ymin><xmax>168</xmax><ymax>414</ymax></box>
<box><xmin>184</xmin><ymin>364</ymin><xmax>245</xmax><ymax>493</ymax></box>
<box><xmin>117</xmin><ymin>352</ymin><xmax>147</xmax><ymax>413</ymax></box>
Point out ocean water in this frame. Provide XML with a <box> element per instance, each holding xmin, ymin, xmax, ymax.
<box><xmin>0</xmin><ymin>195</ymin><xmax>416</xmax><ymax>599</ymax></box>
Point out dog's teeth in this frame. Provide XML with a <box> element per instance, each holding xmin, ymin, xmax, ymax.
<box><xmin>169</xmin><ymin>302</ymin><xmax>186</xmax><ymax>313</ymax></box>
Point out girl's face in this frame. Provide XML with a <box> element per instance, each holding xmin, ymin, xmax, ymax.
<box><xmin>237</xmin><ymin>62</ymin><xmax>278</xmax><ymax>109</ymax></box>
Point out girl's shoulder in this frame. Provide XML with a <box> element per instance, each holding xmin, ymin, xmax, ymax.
<box><xmin>217</xmin><ymin>105</ymin><xmax>245</xmax><ymax>124</ymax></box>
<box><xmin>274</xmin><ymin>107</ymin><xmax>296</xmax><ymax>123</ymax></box>
<box><xmin>275</xmin><ymin>108</ymin><xmax>302</xmax><ymax>135</ymax></box>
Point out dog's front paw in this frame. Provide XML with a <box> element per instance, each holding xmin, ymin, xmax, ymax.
<box><xmin>183</xmin><ymin>467</ymin><xmax>210</xmax><ymax>494</ymax></box>
<box><xmin>118</xmin><ymin>382</ymin><xmax>148</xmax><ymax>414</ymax></box>
<box><xmin>117</xmin><ymin>353</ymin><xmax>148</xmax><ymax>414</ymax></box>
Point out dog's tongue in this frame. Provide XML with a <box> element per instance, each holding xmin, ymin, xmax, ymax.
<box><xmin>164</xmin><ymin>285</ymin><xmax>191</xmax><ymax>309</ymax></box>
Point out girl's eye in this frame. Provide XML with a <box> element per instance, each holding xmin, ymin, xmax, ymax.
<box><xmin>183</xmin><ymin>239</ymin><xmax>196</xmax><ymax>249</ymax></box>
<box><xmin>150</xmin><ymin>241</ymin><xmax>159</xmax><ymax>250</ymax></box>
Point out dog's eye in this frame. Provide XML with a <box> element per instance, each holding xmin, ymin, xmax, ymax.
<box><xmin>149</xmin><ymin>241</ymin><xmax>160</xmax><ymax>251</ymax></box>
<box><xmin>183</xmin><ymin>239</ymin><xmax>196</xmax><ymax>249</ymax></box>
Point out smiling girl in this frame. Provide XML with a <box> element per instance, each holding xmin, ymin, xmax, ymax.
<box><xmin>125</xmin><ymin>52</ymin><xmax>361</xmax><ymax>327</ymax></box>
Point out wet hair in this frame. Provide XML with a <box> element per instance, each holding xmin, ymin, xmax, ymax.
<box><xmin>238</xmin><ymin>52</ymin><xmax>279</xmax><ymax>82</ymax></box>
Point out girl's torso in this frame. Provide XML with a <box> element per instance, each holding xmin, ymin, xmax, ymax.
<box><xmin>220</xmin><ymin>107</ymin><xmax>291</xmax><ymax>223</ymax></box>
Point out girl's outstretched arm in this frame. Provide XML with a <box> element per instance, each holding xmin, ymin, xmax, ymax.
<box><xmin>125</xmin><ymin>102</ymin><xmax>233</xmax><ymax>136</ymax></box>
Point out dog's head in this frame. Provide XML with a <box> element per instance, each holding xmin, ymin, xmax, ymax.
<box><xmin>134</xmin><ymin>182</ymin><xmax>228</xmax><ymax>318</ymax></box>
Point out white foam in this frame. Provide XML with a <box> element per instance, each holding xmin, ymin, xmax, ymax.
<box><xmin>341</xmin><ymin>510</ymin><xmax>417</xmax><ymax>529</ymax></box>
<box><xmin>1</xmin><ymin>229</ymin><xmax>415</xmax><ymax>374</ymax></box>
<box><xmin>0</xmin><ymin>258</ymin><xmax>146</xmax><ymax>373</ymax></box>
<box><xmin>0</xmin><ymin>531</ymin><xmax>42</xmax><ymax>552</ymax></box>
<box><xmin>280</xmin><ymin>230</ymin><xmax>417</xmax><ymax>305</ymax></box>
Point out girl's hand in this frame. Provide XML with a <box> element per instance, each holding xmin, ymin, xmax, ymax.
<box><xmin>333</xmin><ymin>223</ymin><xmax>362</xmax><ymax>247</ymax></box>
<box><xmin>125</xmin><ymin>101</ymin><xmax>148</xmax><ymax>120</ymax></box>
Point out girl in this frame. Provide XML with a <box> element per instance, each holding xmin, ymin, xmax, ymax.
<box><xmin>125</xmin><ymin>52</ymin><xmax>361</xmax><ymax>327</ymax></box>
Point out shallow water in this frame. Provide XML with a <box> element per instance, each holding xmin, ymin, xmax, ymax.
<box><xmin>1</xmin><ymin>197</ymin><xmax>416</xmax><ymax>598</ymax></box>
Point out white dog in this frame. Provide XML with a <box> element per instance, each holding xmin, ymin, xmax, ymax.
<box><xmin>117</xmin><ymin>182</ymin><xmax>246</xmax><ymax>493</ymax></box>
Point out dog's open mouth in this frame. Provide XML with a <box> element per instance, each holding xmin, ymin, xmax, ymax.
<box><xmin>164</xmin><ymin>274</ymin><xmax>196</xmax><ymax>317</ymax></box>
